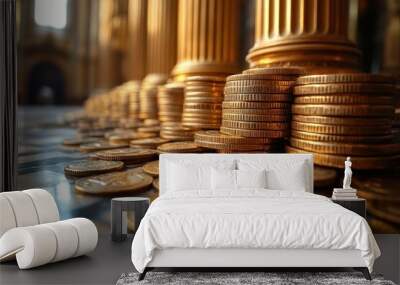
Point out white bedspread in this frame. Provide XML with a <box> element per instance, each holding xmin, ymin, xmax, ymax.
<box><xmin>131</xmin><ymin>190</ymin><xmax>380</xmax><ymax>273</ymax></box>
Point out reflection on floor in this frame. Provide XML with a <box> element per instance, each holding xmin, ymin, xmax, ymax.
<box><xmin>16</xmin><ymin>106</ymin><xmax>157</xmax><ymax>232</ymax></box>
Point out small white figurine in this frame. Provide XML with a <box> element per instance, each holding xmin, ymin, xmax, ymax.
<box><xmin>343</xmin><ymin>157</ymin><xmax>352</xmax><ymax>189</ymax></box>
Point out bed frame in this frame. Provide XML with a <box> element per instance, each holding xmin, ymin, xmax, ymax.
<box><xmin>139</xmin><ymin>154</ymin><xmax>371</xmax><ymax>280</ymax></box>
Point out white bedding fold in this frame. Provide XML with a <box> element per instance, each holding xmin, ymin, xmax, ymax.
<box><xmin>131</xmin><ymin>190</ymin><xmax>380</xmax><ymax>273</ymax></box>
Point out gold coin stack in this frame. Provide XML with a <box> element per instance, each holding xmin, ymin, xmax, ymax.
<box><xmin>182</xmin><ymin>76</ymin><xmax>226</xmax><ymax>130</ymax></box>
<box><xmin>139</xmin><ymin>74</ymin><xmax>168</xmax><ymax>121</ymax></box>
<box><xmin>160</xmin><ymin>122</ymin><xmax>195</xmax><ymax>141</ymax></box>
<box><xmin>125</xmin><ymin>81</ymin><xmax>141</xmax><ymax>120</ymax></box>
<box><xmin>287</xmin><ymin>73</ymin><xmax>400</xmax><ymax>169</ymax></box>
<box><xmin>158</xmin><ymin>82</ymin><xmax>185</xmax><ymax>123</ymax></box>
<box><xmin>195</xmin><ymin>68</ymin><xmax>302</xmax><ymax>153</ymax></box>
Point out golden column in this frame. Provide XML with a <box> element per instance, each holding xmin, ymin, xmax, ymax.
<box><xmin>247</xmin><ymin>0</ymin><xmax>361</xmax><ymax>72</ymax></box>
<box><xmin>125</xmin><ymin>0</ymin><xmax>147</xmax><ymax>80</ymax></box>
<box><xmin>172</xmin><ymin>0</ymin><xmax>241</xmax><ymax>80</ymax></box>
<box><xmin>96</xmin><ymin>0</ymin><xmax>125</xmax><ymax>89</ymax></box>
<box><xmin>146</xmin><ymin>0</ymin><xmax>178</xmax><ymax>75</ymax></box>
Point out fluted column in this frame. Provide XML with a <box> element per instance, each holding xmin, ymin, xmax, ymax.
<box><xmin>125</xmin><ymin>0</ymin><xmax>147</xmax><ymax>80</ymax></box>
<box><xmin>247</xmin><ymin>0</ymin><xmax>361</xmax><ymax>72</ymax></box>
<box><xmin>146</xmin><ymin>0</ymin><xmax>178</xmax><ymax>75</ymax></box>
<box><xmin>96</xmin><ymin>0</ymin><xmax>123</xmax><ymax>88</ymax></box>
<box><xmin>172</xmin><ymin>0</ymin><xmax>241</xmax><ymax>81</ymax></box>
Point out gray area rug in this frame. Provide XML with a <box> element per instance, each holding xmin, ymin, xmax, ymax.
<box><xmin>117</xmin><ymin>272</ymin><xmax>396</xmax><ymax>285</ymax></box>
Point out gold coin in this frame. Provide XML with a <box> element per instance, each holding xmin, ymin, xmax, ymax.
<box><xmin>222</xmin><ymin>120</ymin><xmax>289</xmax><ymax>130</ymax></box>
<box><xmin>185</xmin><ymin>87</ymin><xmax>224</xmax><ymax>93</ymax></box>
<box><xmin>129</xmin><ymin>138</ymin><xmax>170</xmax><ymax>148</ymax></box>
<box><xmin>194</xmin><ymin>130</ymin><xmax>273</xmax><ymax>144</ymax></box>
<box><xmin>227</xmin><ymin>73</ymin><xmax>298</xmax><ymax>81</ymax></box>
<box><xmin>80</xmin><ymin>141</ymin><xmax>128</xmax><ymax>153</ymax></box>
<box><xmin>368</xmin><ymin>217</ymin><xmax>400</xmax><ymax>234</ymax></box>
<box><xmin>157</xmin><ymin>141</ymin><xmax>205</xmax><ymax>153</ymax></box>
<box><xmin>185</xmin><ymin>91</ymin><xmax>224</xmax><ymax>97</ymax></box>
<box><xmin>109</xmin><ymin>132</ymin><xmax>157</xmax><ymax>145</ymax></box>
<box><xmin>75</xmin><ymin>168</ymin><xmax>153</xmax><ymax>195</ymax></box>
<box><xmin>292</xmin><ymin>115</ymin><xmax>392</xmax><ymax>126</ymax></box>
<box><xmin>220</xmin><ymin>126</ymin><xmax>289</xmax><ymax>138</ymax></box>
<box><xmin>367</xmin><ymin>201</ymin><xmax>400</xmax><ymax>226</ymax></box>
<box><xmin>142</xmin><ymin>160</ymin><xmax>159</xmax><ymax>177</ymax></box>
<box><xmin>183</xmin><ymin>103</ymin><xmax>222</xmax><ymax>110</ymax></box>
<box><xmin>185</xmin><ymin>75</ymin><xmax>226</xmax><ymax>83</ymax></box>
<box><xmin>181</xmin><ymin>122</ymin><xmax>220</xmax><ymax>129</ymax></box>
<box><xmin>293</xmin><ymin>95</ymin><xmax>393</xmax><ymax>105</ymax></box>
<box><xmin>137</xmin><ymin>126</ymin><xmax>160</xmax><ymax>133</ymax></box>
<box><xmin>95</xmin><ymin>148</ymin><xmax>158</xmax><ymax>163</ymax></box>
<box><xmin>291</xmin><ymin>130</ymin><xmax>394</xmax><ymax>144</ymax></box>
<box><xmin>222</xmin><ymin>113</ymin><xmax>288</xmax><ymax>122</ymax></box>
<box><xmin>184</xmin><ymin>97</ymin><xmax>224</xmax><ymax>104</ymax></box>
<box><xmin>195</xmin><ymin>140</ymin><xmax>266</xmax><ymax>151</ymax></box>
<box><xmin>222</xmin><ymin>101</ymin><xmax>290</xmax><ymax>109</ymax></box>
<box><xmin>223</xmin><ymin>93</ymin><xmax>292</xmax><ymax>102</ymax></box>
<box><xmin>291</xmin><ymin>121</ymin><xmax>392</xmax><ymax>135</ymax></box>
<box><xmin>296</xmin><ymin>73</ymin><xmax>397</xmax><ymax>85</ymax></box>
<box><xmin>352</xmin><ymin>174</ymin><xmax>400</xmax><ymax>206</ymax></box>
<box><xmin>292</xmin><ymin>104</ymin><xmax>394</xmax><ymax>117</ymax></box>
<box><xmin>152</xmin><ymin>178</ymin><xmax>159</xmax><ymax>191</ymax></box>
<box><xmin>182</xmin><ymin>110</ymin><xmax>222</xmax><ymax>117</ymax></box>
<box><xmin>224</xmin><ymin>85</ymin><xmax>292</xmax><ymax>94</ymax></box>
<box><xmin>243</xmin><ymin>67</ymin><xmax>305</xmax><ymax>76</ymax></box>
<box><xmin>294</xmin><ymin>83</ymin><xmax>396</xmax><ymax>95</ymax></box>
<box><xmin>286</xmin><ymin>145</ymin><xmax>400</xmax><ymax>169</ymax></box>
<box><xmin>314</xmin><ymin>166</ymin><xmax>337</xmax><ymax>188</ymax></box>
<box><xmin>63</xmin><ymin>137</ymin><xmax>99</xmax><ymax>146</ymax></box>
<box><xmin>225</xmin><ymin>80</ymin><xmax>294</xmax><ymax>87</ymax></box>
<box><xmin>64</xmin><ymin>160</ymin><xmax>124</xmax><ymax>177</ymax></box>
<box><xmin>290</xmin><ymin>137</ymin><xmax>400</xmax><ymax>156</ymax></box>
<box><xmin>223</xmin><ymin>108</ymin><xmax>291</xmax><ymax>115</ymax></box>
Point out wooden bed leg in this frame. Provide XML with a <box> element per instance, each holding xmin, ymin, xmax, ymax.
<box><xmin>138</xmin><ymin>268</ymin><xmax>148</xmax><ymax>281</ymax></box>
<box><xmin>354</xmin><ymin>267</ymin><xmax>371</xmax><ymax>280</ymax></box>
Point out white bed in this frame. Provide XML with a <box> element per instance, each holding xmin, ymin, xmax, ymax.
<box><xmin>131</xmin><ymin>154</ymin><xmax>380</xmax><ymax>280</ymax></box>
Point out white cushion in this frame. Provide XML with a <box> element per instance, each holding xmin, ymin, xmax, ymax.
<box><xmin>23</xmin><ymin>189</ymin><xmax>59</xmax><ymax>223</ymax></box>
<box><xmin>0</xmin><ymin>192</ymin><xmax>39</xmax><ymax>227</ymax></box>
<box><xmin>236</xmin><ymin>169</ymin><xmax>267</xmax><ymax>189</ymax></box>
<box><xmin>166</xmin><ymin>159</ymin><xmax>235</xmax><ymax>192</ymax></box>
<box><xmin>0</xmin><ymin>189</ymin><xmax>60</xmax><ymax>238</ymax></box>
<box><xmin>238</xmin><ymin>159</ymin><xmax>308</xmax><ymax>191</ymax></box>
<box><xmin>0</xmin><ymin>196</ymin><xmax>17</xmax><ymax>237</ymax></box>
<box><xmin>211</xmin><ymin>168</ymin><xmax>237</xmax><ymax>191</ymax></box>
<box><xmin>0</xmin><ymin>218</ymin><xmax>98</xmax><ymax>269</ymax></box>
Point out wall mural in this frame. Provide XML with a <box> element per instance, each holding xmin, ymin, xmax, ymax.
<box><xmin>16</xmin><ymin>0</ymin><xmax>400</xmax><ymax>234</ymax></box>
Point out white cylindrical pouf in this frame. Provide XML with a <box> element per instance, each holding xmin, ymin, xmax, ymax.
<box><xmin>65</xmin><ymin>218</ymin><xmax>98</xmax><ymax>257</ymax></box>
<box><xmin>43</xmin><ymin>221</ymin><xmax>79</xmax><ymax>262</ymax></box>
<box><xmin>0</xmin><ymin>196</ymin><xmax>17</xmax><ymax>237</ymax></box>
<box><xmin>0</xmin><ymin>226</ymin><xmax>57</xmax><ymax>269</ymax></box>
<box><xmin>0</xmin><ymin>192</ymin><xmax>39</xmax><ymax>227</ymax></box>
<box><xmin>23</xmin><ymin>189</ymin><xmax>59</xmax><ymax>223</ymax></box>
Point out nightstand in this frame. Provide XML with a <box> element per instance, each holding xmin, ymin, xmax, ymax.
<box><xmin>111</xmin><ymin>197</ymin><xmax>150</xmax><ymax>242</ymax></box>
<box><xmin>331</xmin><ymin>198</ymin><xmax>366</xmax><ymax>218</ymax></box>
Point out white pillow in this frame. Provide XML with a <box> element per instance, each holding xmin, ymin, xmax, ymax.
<box><xmin>167</xmin><ymin>163</ymin><xmax>211</xmax><ymax>191</ymax></box>
<box><xmin>166</xmin><ymin>159</ymin><xmax>236</xmax><ymax>192</ymax></box>
<box><xmin>236</xmin><ymin>169</ymin><xmax>267</xmax><ymax>189</ymax></box>
<box><xmin>211</xmin><ymin>168</ymin><xmax>237</xmax><ymax>190</ymax></box>
<box><xmin>238</xmin><ymin>159</ymin><xmax>308</xmax><ymax>191</ymax></box>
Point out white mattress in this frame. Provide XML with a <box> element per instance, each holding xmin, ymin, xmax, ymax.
<box><xmin>131</xmin><ymin>190</ymin><xmax>380</xmax><ymax>273</ymax></box>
